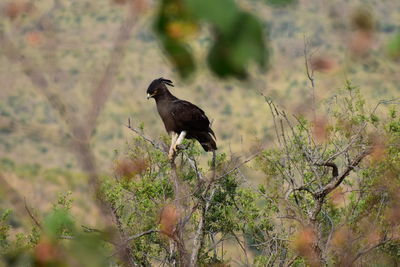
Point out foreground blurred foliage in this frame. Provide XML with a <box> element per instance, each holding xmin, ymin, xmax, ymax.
<box><xmin>1</xmin><ymin>194</ymin><xmax>109</xmax><ymax>266</ymax></box>
<box><xmin>1</xmin><ymin>80</ymin><xmax>399</xmax><ymax>266</ymax></box>
<box><xmin>154</xmin><ymin>0</ymin><xmax>270</xmax><ymax>79</ymax></box>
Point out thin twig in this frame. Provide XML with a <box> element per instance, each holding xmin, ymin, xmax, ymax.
<box><xmin>125</xmin><ymin>120</ymin><xmax>166</xmax><ymax>152</ymax></box>
<box><xmin>24</xmin><ymin>198</ymin><xmax>42</xmax><ymax>229</ymax></box>
<box><xmin>126</xmin><ymin>229</ymin><xmax>160</xmax><ymax>242</ymax></box>
<box><xmin>215</xmin><ymin>152</ymin><xmax>261</xmax><ymax>181</ymax></box>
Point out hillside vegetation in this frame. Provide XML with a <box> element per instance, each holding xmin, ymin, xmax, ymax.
<box><xmin>0</xmin><ymin>0</ymin><xmax>399</xmax><ymax>266</ymax></box>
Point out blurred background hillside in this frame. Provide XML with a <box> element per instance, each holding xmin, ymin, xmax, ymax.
<box><xmin>0</xmin><ymin>0</ymin><xmax>399</xmax><ymax>236</ymax></box>
<box><xmin>1</xmin><ymin>0</ymin><xmax>399</xmax><ymax>169</ymax></box>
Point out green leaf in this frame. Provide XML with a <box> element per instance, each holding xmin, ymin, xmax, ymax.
<box><xmin>154</xmin><ymin>0</ymin><xmax>197</xmax><ymax>79</ymax></box>
<box><xmin>183</xmin><ymin>0</ymin><xmax>238</xmax><ymax>35</ymax></box>
<box><xmin>207</xmin><ymin>12</ymin><xmax>269</xmax><ymax>78</ymax></box>
<box><xmin>160</xmin><ymin>37</ymin><xmax>196</xmax><ymax>79</ymax></box>
<box><xmin>386</xmin><ymin>33</ymin><xmax>400</xmax><ymax>60</ymax></box>
<box><xmin>43</xmin><ymin>209</ymin><xmax>75</xmax><ymax>240</ymax></box>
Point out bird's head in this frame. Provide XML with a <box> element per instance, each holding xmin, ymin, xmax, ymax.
<box><xmin>146</xmin><ymin>78</ymin><xmax>174</xmax><ymax>100</ymax></box>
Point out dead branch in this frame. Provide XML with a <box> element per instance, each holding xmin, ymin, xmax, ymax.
<box><xmin>349</xmin><ymin>238</ymin><xmax>390</xmax><ymax>266</ymax></box>
<box><xmin>126</xmin><ymin>229</ymin><xmax>159</xmax><ymax>242</ymax></box>
<box><xmin>303</xmin><ymin>35</ymin><xmax>316</xmax><ymax>122</ymax></box>
<box><xmin>24</xmin><ymin>198</ymin><xmax>42</xmax><ymax>229</ymax></box>
<box><xmin>85</xmin><ymin>9</ymin><xmax>138</xmax><ymax>135</ymax></box>
<box><xmin>125</xmin><ymin>119</ymin><xmax>166</xmax><ymax>152</ymax></box>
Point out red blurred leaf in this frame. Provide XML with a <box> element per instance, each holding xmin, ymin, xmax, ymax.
<box><xmin>329</xmin><ymin>186</ymin><xmax>345</xmax><ymax>207</ymax></box>
<box><xmin>368</xmin><ymin>134</ymin><xmax>386</xmax><ymax>163</ymax></box>
<box><xmin>4</xmin><ymin>1</ymin><xmax>34</xmax><ymax>20</ymax></box>
<box><xmin>159</xmin><ymin>204</ymin><xmax>179</xmax><ymax>237</ymax></box>
<box><xmin>114</xmin><ymin>157</ymin><xmax>149</xmax><ymax>179</ymax></box>
<box><xmin>25</xmin><ymin>31</ymin><xmax>42</xmax><ymax>47</ymax></box>
<box><xmin>310</xmin><ymin>56</ymin><xmax>336</xmax><ymax>73</ymax></box>
<box><xmin>35</xmin><ymin>238</ymin><xmax>58</xmax><ymax>264</ymax></box>
<box><xmin>348</xmin><ymin>31</ymin><xmax>373</xmax><ymax>55</ymax></box>
<box><xmin>292</xmin><ymin>226</ymin><xmax>319</xmax><ymax>266</ymax></box>
<box><xmin>312</xmin><ymin>117</ymin><xmax>329</xmax><ymax>143</ymax></box>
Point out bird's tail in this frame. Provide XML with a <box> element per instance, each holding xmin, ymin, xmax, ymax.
<box><xmin>196</xmin><ymin>131</ymin><xmax>217</xmax><ymax>152</ymax></box>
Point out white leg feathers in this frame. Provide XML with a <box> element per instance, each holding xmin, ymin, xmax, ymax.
<box><xmin>175</xmin><ymin>131</ymin><xmax>187</xmax><ymax>146</ymax></box>
<box><xmin>168</xmin><ymin>131</ymin><xmax>186</xmax><ymax>160</ymax></box>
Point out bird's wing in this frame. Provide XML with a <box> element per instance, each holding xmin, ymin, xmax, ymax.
<box><xmin>170</xmin><ymin>100</ymin><xmax>210</xmax><ymax>131</ymax></box>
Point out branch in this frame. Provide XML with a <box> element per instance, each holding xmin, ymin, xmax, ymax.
<box><xmin>284</xmin><ymin>255</ymin><xmax>299</xmax><ymax>267</ymax></box>
<box><xmin>350</xmin><ymin>238</ymin><xmax>390</xmax><ymax>265</ymax></box>
<box><xmin>125</xmin><ymin>119</ymin><xmax>166</xmax><ymax>152</ymax></box>
<box><xmin>215</xmin><ymin>152</ymin><xmax>260</xmax><ymax>181</ymax></box>
<box><xmin>0</xmin><ymin>33</ymin><xmax>84</xmax><ymax>140</ymax></box>
<box><xmin>303</xmin><ymin>35</ymin><xmax>316</xmax><ymax>122</ymax></box>
<box><xmin>315</xmin><ymin>162</ymin><xmax>338</xmax><ymax>180</ymax></box>
<box><xmin>24</xmin><ymin>198</ymin><xmax>42</xmax><ymax>229</ymax></box>
<box><xmin>189</xmin><ymin>188</ymin><xmax>216</xmax><ymax>267</ymax></box>
<box><xmin>310</xmin><ymin>148</ymin><xmax>371</xmax><ymax>222</ymax></box>
<box><xmin>85</xmin><ymin>8</ymin><xmax>138</xmax><ymax>135</ymax></box>
<box><xmin>317</xmin><ymin>148</ymin><xmax>371</xmax><ymax>198</ymax></box>
<box><xmin>126</xmin><ymin>229</ymin><xmax>159</xmax><ymax>242</ymax></box>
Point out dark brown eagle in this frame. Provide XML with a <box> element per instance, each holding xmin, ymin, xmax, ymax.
<box><xmin>146</xmin><ymin>78</ymin><xmax>217</xmax><ymax>158</ymax></box>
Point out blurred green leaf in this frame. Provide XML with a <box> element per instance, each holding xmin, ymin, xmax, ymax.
<box><xmin>208</xmin><ymin>12</ymin><xmax>269</xmax><ymax>78</ymax></box>
<box><xmin>386</xmin><ymin>33</ymin><xmax>400</xmax><ymax>60</ymax></box>
<box><xmin>43</xmin><ymin>209</ymin><xmax>74</xmax><ymax>240</ymax></box>
<box><xmin>154</xmin><ymin>0</ymin><xmax>197</xmax><ymax>79</ymax></box>
<box><xmin>68</xmin><ymin>233</ymin><xmax>109</xmax><ymax>267</ymax></box>
<box><xmin>160</xmin><ymin>37</ymin><xmax>196</xmax><ymax>79</ymax></box>
<box><xmin>154</xmin><ymin>0</ymin><xmax>269</xmax><ymax>79</ymax></box>
<box><xmin>265</xmin><ymin>0</ymin><xmax>297</xmax><ymax>7</ymax></box>
<box><xmin>183</xmin><ymin>0</ymin><xmax>238</xmax><ymax>34</ymax></box>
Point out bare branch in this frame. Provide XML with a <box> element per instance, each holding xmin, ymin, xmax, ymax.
<box><xmin>125</xmin><ymin>120</ymin><xmax>166</xmax><ymax>152</ymax></box>
<box><xmin>350</xmin><ymin>238</ymin><xmax>390</xmax><ymax>265</ymax></box>
<box><xmin>189</xmin><ymin>188</ymin><xmax>216</xmax><ymax>267</ymax></box>
<box><xmin>317</xmin><ymin>148</ymin><xmax>371</xmax><ymax>198</ymax></box>
<box><xmin>126</xmin><ymin>229</ymin><xmax>159</xmax><ymax>242</ymax></box>
<box><xmin>24</xmin><ymin>198</ymin><xmax>42</xmax><ymax>229</ymax></box>
<box><xmin>85</xmin><ymin>8</ymin><xmax>138</xmax><ymax>135</ymax></box>
<box><xmin>215</xmin><ymin>152</ymin><xmax>261</xmax><ymax>181</ymax></box>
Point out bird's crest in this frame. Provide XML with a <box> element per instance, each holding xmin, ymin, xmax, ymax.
<box><xmin>158</xmin><ymin>78</ymin><xmax>174</xmax><ymax>87</ymax></box>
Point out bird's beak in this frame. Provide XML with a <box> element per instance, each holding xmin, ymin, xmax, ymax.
<box><xmin>147</xmin><ymin>92</ymin><xmax>157</xmax><ymax>99</ymax></box>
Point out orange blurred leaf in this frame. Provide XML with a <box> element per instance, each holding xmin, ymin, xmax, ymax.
<box><xmin>35</xmin><ymin>238</ymin><xmax>58</xmax><ymax>264</ymax></box>
<box><xmin>292</xmin><ymin>226</ymin><xmax>319</xmax><ymax>266</ymax></box>
<box><xmin>329</xmin><ymin>186</ymin><xmax>345</xmax><ymax>207</ymax></box>
<box><xmin>310</xmin><ymin>56</ymin><xmax>337</xmax><ymax>73</ymax></box>
<box><xmin>348</xmin><ymin>31</ymin><xmax>373</xmax><ymax>55</ymax></box>
<box><xmin>114</xmin><ymin>157</ymin><xmax>149</xmax><ymax>179</ymax></box>
<box><xmin>25</xmin><ymin>31</ymin><xmax>42</xmax><ymax>47</ymax></box>
<box><xmin>368</xmin><ymin>134</ymin><xmax>386</xmax><ymax>163</ymax></box>
<box><xmin>312</xmin><ymin>117</ymin><xmax>329</xmax><ymax>143</ymax></box>
<box><xmin>159</xmin><ymin>204</ymin><xmax>179</xmax><ymax>237</ymax></box>
<box><xmin>4</xmin><ymin>1</ymin><xmax>34</xmax><ymax>20</ymax></box>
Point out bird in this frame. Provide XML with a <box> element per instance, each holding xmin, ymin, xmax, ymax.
<box><xmin>146</xmin><ymin>78</ymin><xmax>217</xmax><ymax>159</ymax></box>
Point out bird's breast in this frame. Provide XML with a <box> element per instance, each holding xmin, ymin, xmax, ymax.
<box><xmin>156</xmin><ymin>104</ymin><xmax>176</xmax><ymax>132</ymax></box>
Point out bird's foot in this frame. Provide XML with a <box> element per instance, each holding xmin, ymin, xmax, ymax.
<box><xmin>168</xmin><ymin>144</ymin><xmax>183</xmax><ymax>160</ymax></box>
